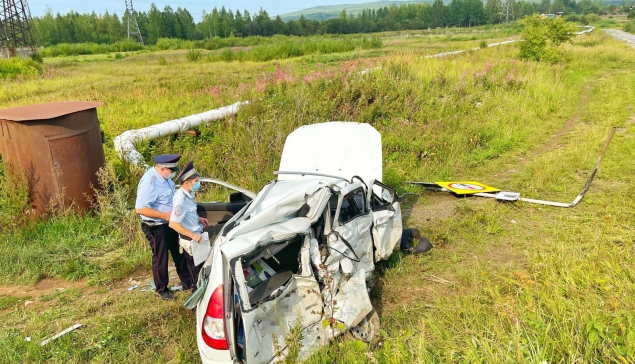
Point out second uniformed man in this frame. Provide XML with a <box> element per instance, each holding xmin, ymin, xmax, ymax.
<box><xmin>135</xmin><ymin>154</ymin><xmax>193</xmax><ymax>300</ymax></box>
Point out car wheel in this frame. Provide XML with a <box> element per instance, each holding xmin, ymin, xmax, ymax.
<box><xmin>350</xmin><ymin>309</ymin><xmax>380</xmax><ymax>345</ymax></box>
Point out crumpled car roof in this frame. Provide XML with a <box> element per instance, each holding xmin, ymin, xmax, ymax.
<box><xmin>222</xmin><ymin>178</ymin><xmax>343</xmax><ymax>245</ymax></box>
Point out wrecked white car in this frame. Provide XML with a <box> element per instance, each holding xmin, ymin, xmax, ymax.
<box><xmin>189</xmin><ymin>122</ymin><xmax>406</xmax><ymax>363</ymax></box>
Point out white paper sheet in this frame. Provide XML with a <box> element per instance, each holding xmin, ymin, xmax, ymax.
<box><xmin>192</xmin><ymin>232</ymin><xmax>212</xmax><ymax>266</ymax></box>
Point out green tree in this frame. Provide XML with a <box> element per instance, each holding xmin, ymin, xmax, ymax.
<box><xmin>234</xmin><ymin>10</ymin><xmax>245</xmax><ymax>36</ymax></box>
<box><xmin>175</xmin><ymin>7</ymin><xmax>195</xmax><ymax>39</ymax></box>
<box><xmin>448</xmin><ymin>0</ymin><xmax>466</xmax><ymax>26</ymax></box>
<box><xmin>431</xmin><ymin>0</ymin><xmax>446</xmax><ymax>27</ymax></box>
<box><xmin>551</xmin><ymin>0</ymin><xmax>566</xmax><ymax>12</ymax></box>
<box><xmin>485</xmin><ymin>0</ymin><xmax>503</xmax><ymax>23</ymax></box>
<box><xmin>519</xmin><ymin>1</ymin><xmax>537</xmax><ymax>16</ymax></box>
<box><xmin>162</xmin><ymin>6</ymin><xmax>176</xmax><ymax>38</ymax></box>
<box><xmin>539</xmin><ymin>0</ymin><xmax>552</xmax><ymax>13</ymax></box>
<box><xmin>519</xmin><ymin>14</ymin><xmax>577</xmax><ymax>62</ymax></box>
<box><xmin>34</xmin><ymin>6</ymin><xmax>57</xmax><ymax>45</ymax></box>
<box><xmin>464</xmin><ymin>0</ymin><xmax>486</xmax><ymax>25</ymax></box>
<box><xmin>146</xmin><ymin>3</ymin><xmax>162</xmax><ymax>44</ymax></box>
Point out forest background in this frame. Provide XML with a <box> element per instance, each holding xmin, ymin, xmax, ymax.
<box><xmin>33</xmin><ymin>0</ymin><xmax>628</xmax><ymax>46</ymax></box>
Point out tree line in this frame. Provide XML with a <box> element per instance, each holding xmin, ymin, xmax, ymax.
<box><xmin>32</xmin><ymin>0</ymin><xmax>615</xmax><ymax>46</ymax></box>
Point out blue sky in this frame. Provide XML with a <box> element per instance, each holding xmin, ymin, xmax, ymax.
<box><xmin>27</xmin><ymin>1</ymin><xmax>394</xmax><ymax>22</ymax></box>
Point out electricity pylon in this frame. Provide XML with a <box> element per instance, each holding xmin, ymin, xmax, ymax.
<box><xmin>0</xmin><ymin>0</ymin><xmax>38</xmax><ymax>57</ymax></box>
<box><xmin>502</xmin><ymin>0</ymin><xmax>515</xmax><ymax>22</ymax></box>
<box><xmin>125</xmin><ymin>0</ymin><xmax>143</xmax><ymax>45</ymax></box>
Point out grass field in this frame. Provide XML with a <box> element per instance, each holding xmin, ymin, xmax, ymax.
<box><xmin>1</xmin><ymin>25</ymin><xmax>635</xmax><ymax>363</ymax></box>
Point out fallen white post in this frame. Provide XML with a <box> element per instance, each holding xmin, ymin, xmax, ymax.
<box><xmin>40</xmin><ymin>323</ymin><xmax>83</xmax><ymax>346</ymax></box>
<box><xmin>113</xmin><ymin>101</ymin><xmax>247</xmax><ymax>166</ymax></box>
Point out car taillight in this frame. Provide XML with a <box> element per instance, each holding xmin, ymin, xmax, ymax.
<box><xmin>202</xmin><ymin>284</ymin><xmax>229</xmax><ymax>350</ymax></box>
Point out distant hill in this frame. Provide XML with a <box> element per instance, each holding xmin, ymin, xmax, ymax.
<box><xmin>279</xmin><ymin>1</ymin><xmax>434</xmax><ymax>21</ymax></box>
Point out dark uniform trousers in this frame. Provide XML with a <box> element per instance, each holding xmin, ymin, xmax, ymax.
<box><xmin>142</xmin><ymin>223</ymin><xmax>193</xmax><ymax>292</ymax></box>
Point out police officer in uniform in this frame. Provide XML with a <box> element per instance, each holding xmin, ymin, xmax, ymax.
<box><xmin>135</xmin><ymin>154</ymin><xmax>192</xmax><ymax>300</ymax></box>
<box><xmin>169</xmin><ymin>161</ymin><xmax>208</xmax><ymax>291</ymax></box>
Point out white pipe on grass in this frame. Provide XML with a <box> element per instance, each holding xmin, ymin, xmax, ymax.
<box><xmin>114</xmin><ymin>101</ymin><xmax>247</xmax><ymax>166</ymax></box>
<box><xmin>575</xmin><ymin>25</ymin><xmax>594</xmax><ymax>35</ymax></box>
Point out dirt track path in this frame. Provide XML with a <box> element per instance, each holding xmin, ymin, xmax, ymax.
<box><xmin>606</xmin><ymin>29</ymin><xmax>635</xmax><ymax>49</ymax></box>
<box><xmin>0</xmin><ymin>268</ymin><xmax>181</xmax><ymax>311</ymax></box>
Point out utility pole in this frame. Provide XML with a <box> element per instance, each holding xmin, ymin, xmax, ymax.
<box><xmin>0</xmin><ymin>0</ymin><xmax>38</xmax><ymax>58</ymax></box>
<box><xmin>125</xmin><ymin>0</ymin><xmax>144</xmax><ymax>45</ymax></box>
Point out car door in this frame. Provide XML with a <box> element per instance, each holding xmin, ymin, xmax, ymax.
<box><xmin>327</xmin><ymin>182</ymin><xmax>375</xmax><ymax>283</ymax></box>
<box><xmin>197</xmin><ymin>177</ymin><xmax>255</xmax><ymax>242</ymax></box>
<box><xmin>312</xmin><ymin>183</ymin><xmax>375</xmax><ymax>336</ymax></box>
<box><xmin>368</xmin><ymin>180</ymin><xmax>403</xmax><ymax>261</ymax></box>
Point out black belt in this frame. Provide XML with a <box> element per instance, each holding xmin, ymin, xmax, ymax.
<box><xmin>179</xmin><ymin>234</ymin><xmax>192</xmax><ymax>241</ymax></box>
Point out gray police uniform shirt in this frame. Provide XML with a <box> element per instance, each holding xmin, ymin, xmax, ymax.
<box><xmin>170</xmin><ymin>188</ymin><xmax>204</xmax><ymax>235</ymax></box>
<box><xmin>135</xmin><ymin>167</ymin><xmax>175</xmax><ymax>223</ymax></box>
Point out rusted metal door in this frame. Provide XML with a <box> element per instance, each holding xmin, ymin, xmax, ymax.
<box><xmin>48</xmin><ymin>126</ymin><xmax>104</xmax><ymax>210</ymax></box>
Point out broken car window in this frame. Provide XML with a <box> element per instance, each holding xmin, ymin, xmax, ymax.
<box><xmin>339</xmin><ymin>187</ymin><xmax>368</xmax><ymax>224</ymax></box>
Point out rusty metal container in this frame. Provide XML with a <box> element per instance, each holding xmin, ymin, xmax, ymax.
<box><xmin>0</xmin><ymin>101</ymin><xmax>105</xmax><ymax>217</ymax></box>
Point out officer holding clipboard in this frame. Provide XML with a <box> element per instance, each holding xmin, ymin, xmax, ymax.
<box><xmin>169</xmin><ymin>161</ymin><xmax>209</xmax><ymax>291</ymax></box>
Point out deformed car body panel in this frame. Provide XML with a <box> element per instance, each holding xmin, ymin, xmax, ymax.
<box><xmin>227</xmin><ymin>235</ymin><xmax>324</xmax><ymax>364</ymax></box>
<box><xmin>368</xmin><ymin>180</ymin><xmax>403</xmax><ymax>261</ymax></box>
<box><xmin>227</xmin><ymin>179</ymin><xmax>333</xmax><ymax>240</ymax></box>
<box><xmin>198</xmin><ymin>177</ymin><xmax>257</xmax><ymax>200</ymax></box>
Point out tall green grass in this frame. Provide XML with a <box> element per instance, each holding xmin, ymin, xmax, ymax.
<box><xmin>156</xmin><ymin>33</ymin><xmax>384</xmax><ymax>52</ymax></box>
<box><xmin>207</xmin><ymin>36</ymin><xmax>381</xmax><ymax>63</ymax></box>
<box><xmin>0</xmin><ymin>57</ymin><xmax>43</xmax><ymax>78</ymax></box>
<box><xmin>40</xmin><ymin>40</ymin><xmax>143</xmax><ymax>57</ymax></box>
<box><xmin>0</xmin><ymin>166</ymin><xmax>147</xmax><ymax>285</ymax></box>
<box><xmin>1</xmin><ymin>29</ymin><xmax>634</xmax><ymax>363</ymax></box>
<box><xmin>136</xmin><ymin>42</ymin><xmax>575</xmax><ymax>191</ymax></box>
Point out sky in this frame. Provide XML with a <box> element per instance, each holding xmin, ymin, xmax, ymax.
<box><xmin>26</xmin><ymin>1</ymin><xmax>395</xmax><ymax>22</ymax></box>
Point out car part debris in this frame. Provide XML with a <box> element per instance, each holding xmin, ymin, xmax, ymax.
<box><xmin>170</xmin><ymin>284</ymin><xmax>183</xmax><ymax>292</ymax></box>
<box><xmin>412</xmin><ymin>237</ymin><xmax>433</xmax><ymax>255</ymax></box>
<box><xmin>140</xmin><ymin>282</ymin><xmax>156</xmax><ymax>292</ymax></box>
<box><xmin>40</xmin><ymin>323</ymin><xmax>83</xmax><ymax>346</ymax></box>
<box><xmin>350</xmin><ymin>309</ymin><xmax>380</xmax><ymax>344</ymax></box>
<box><xmin>410</xmin><ymin>126</ymin><xmax>616</xmax><ymax>208</ymax></box>
<box><xmin>400</xmin><ymin>229</ymin><xmax>433</xmax><ymax>255</ymax></box>
<box><xmin>474</xmin><ymin>191</ymin><xmax>521</xmax><ymax>202</ymax></box>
